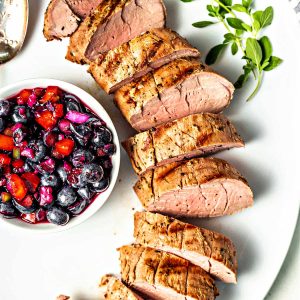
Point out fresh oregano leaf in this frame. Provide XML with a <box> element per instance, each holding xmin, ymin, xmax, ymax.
<box><xmin>252</xmin><ymin>11</ymin><xmax>263</xmax><ymax>25</ymax></box>
<box><xmin>227</xmin><ymin>17</ymin><xmax>245</xmax><ymax>30</ymax></box>
<box><xmin>260</xmin><ymin>6</ymin><xmax>274</xmax><ymax>28</ymax></box>
<box><xmin>242</xmin><ymin>0</ymin><xmax>252</xmax><ymax>9</ymax></box>
<box><xmin>205</xmin><ymin>44</ymin><xmax>227</xmax><ymax>65</ymax></box>
<box><xmin>220</xmin><ymin>0</ymin><xmax>232</xmax><ymax>6</ymax></box>
<box><xmin>264</xmin><ymin>56</ymin><xmax>283</xmax><ymax>71</ymax></box>
<box><xmin>231</xmin><ymin>42</ymin><xmax>238</xmax><ymax>55</ymax></box>
<box><xmin>253</xmin><ymin>19</ymin><xmax>261</xmax><ymax>32</ymax></box>
<box><xmin>192</xmin><ymin>21</ymin><xmax>216</xmax><ymax>28</ymax></box>
<box><xmin>242</xmin><ymin>23</ymin><xmax>252</xmax><ymax>32</ymax></box>
<box><xmin>232</xmin><ymin>4</ymin><xmax>247</xmax><ymax>12</ymax></box>
<box><xmin>259</xmin><ymin>36</ymin><xmax>272</xmax><ymax>63</ymax></box>
<box><xmin>234</xmin><ymin>68</ymin><xmax>251</xmax><ymax>89</ymax></box>
<box><xmin>180</xmin><ymin>0</ymin><xmax>194</xmax><ymax>2</ymax></box>
<box><xmin>246</xmin><ymin>38</ymin><xmax>263</xmax><ymax>67</ymax></box>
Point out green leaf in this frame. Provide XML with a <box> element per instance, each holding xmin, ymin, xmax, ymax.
<box><xmin>246</xmin><ymin>38</ymin><xmax>263</xmax><ymax>67</ymax></box>
<box><xmin>220</xmin><ymin>0</ymin><xmax>232</xmax><ymax>6</ymax></box>
<box><xmin>227</xmin><ymin>17</ymin><xmax>245</xmax><ymax>30</ymax></box>
<box><xmin>259</xmin><ymin>36</ymin><xmax>272</xmax><ymax>63</ymax></box>
<box><xmin>231</xmin><ymin>42</ymin><xmax>238</xmax><ymax>55</ymax></box>
<box><xmin>242</xmin><ymin>23</ymin><xmax>252</xmax><ymax>32</ymax></box>
<box><xmin>223</xmin><ymin>33</ymin><xmax>236</xmax><ymax>43</ymax></box>
<box><xmin>232</xmin><ymin>4</ymin><xmax>247</xmax><ymax>12</ymax></box>
<box><xmin>205</xmin><ymin>44</ymin><xmax>227</xmax><ymax>65</ymax></box>
<box><xmin>242</xmin><ymin>0</ymin><xmax>252</xmax><ymax>9</ymax></box>
<box><xmin>252</xmin><ymin>11</ymin><xmax>263</xmax><ymax>25</ymax></box>
<box><xmin>234</xmin><ymin>70</ymin><xmax>251</xmax><ymax>89</ymax></box>
<box><xmin>260</xmin><ymin>6</ymin><xmax>274</xmax><ymax>28</ymax></box>
<box><xmin>264</xmin><ymin>56</ymin><xmax>283</xmax><ymax>71</ymax></box>
<box><xmin>235</xmin><ymin>29</ymin><xmax>244</xmax><ymax>36</ymax></box>
<box><xmin>253</xmin><ymin>19</ymin><xmax>261</xmax><ymax>32</ymax></box>
<box><xmin>192</xmin><ymin>21</ymin><xmax>215</xmax><ymax>28</ymax></box>
<box><xmin>206</xmin><ymin>5</ymin><xmax>214</xmax><ymax>13</ymax></box>
<box><xmin>180</xmin><ymin>0</ymin><xmax>194</xmax><ymax>2</ymax></box>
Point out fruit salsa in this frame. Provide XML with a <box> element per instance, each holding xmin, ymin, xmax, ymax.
<box><xmin>0</xmin><ymin>86</ymin><xmax>116</xmax><ymax>226</ymax></box>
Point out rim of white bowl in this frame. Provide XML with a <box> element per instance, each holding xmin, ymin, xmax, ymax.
<box><xmin>0</xmin><ymin>78</ymin><xmax>121</xmax><ymax>233</ymax></box>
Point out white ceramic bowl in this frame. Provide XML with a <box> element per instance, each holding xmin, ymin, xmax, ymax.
<box><xmin>0</xmin><ymin>79</ymin><xmax>120</xmax><ymax>233</ymax></box>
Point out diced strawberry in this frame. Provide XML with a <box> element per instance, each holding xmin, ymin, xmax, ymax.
<box><xmin>33</xmin><ymin>88</ymin><xmax>44</xmax><ymax>97</ymax></box>
<box><xmin>0</xmin><ymin>154</ymin><xmax>11</xmax><ymax>166</ymax></box>
<box><xmin>54</xmin><ymin>138</ymin><xmax>75</xmax><ymax>156</ymax></box>
<box><xmin>54</xmin><ymin>103</ymin><xmax>64</xmax><ymax>118</ymax></box>
<box><xmin>3</xmin><ymin>128</ymin><xmax>13</xmax><ymax>137</ymax></box>
<box><xmin>2</xmin><ymin>165</ymin><xmax>11</xmax><ymax>175</ymax></box>
<box><xmin>17</xmin><ymin>89</ymin><xmax>31</xmax><ymax>105</ymax></box>
<box><xmin>1</xmin><ymin>192</ymin><xmax>11</xmax><ymax>202</ymax></box>
<box><xmin>21</xmin><ymin>212</ymin><xmax>36</xmax><ymax>224</ymax></box>
<box><xmin>12</xmin><ymin>159</ymin><xmax>25</xmax><ymax>169</ymax></box>
<box><xmin>0</xmin><ymin>134</ymin><xmax>14</xmax><ymax>151</ymax></box>
<box><xmin>21</xmin><ymin>172</ymin><xmax>40</xmax><ymax>193</ymax></box>
<box><xmin>40</xmin><ymin>86</ymin><xmax>62</xmax><ymax>103</ymax></box>
<box><xmin>35</xmin><ymin>110</ymin><xmax>57</xmax><ymax>130</ymax></box>
<box><xmin>6</xmin><ymin>174</ymin><xmax>28</xmax><ymax>201</ymax></box>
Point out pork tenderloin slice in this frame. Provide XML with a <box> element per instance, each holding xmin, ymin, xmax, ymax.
<box><xmin>89</xmin><ymin>28</ymin><xmax>200</xmax><ymax>94</ymax></box>
<box><xmin>100</xmin><ymin>275</ymin><xmax>144</xmax><ymax>300</ymax></box>
<box><xmin>134</xmin><ymin>157</ymin><xmax>253</xmax><ymax>218</ymax></box>
<box><xmin>119</xmin><ymin>245</ymin><xmax>218</xmax><ymax>300</ymax></box>
<box><xmin>65</xmin><ymin>0</ymin><xmax>104</xmax><ymax>18</ymax></box>
<box><xmin>134</xmin><ymin>211</ymin><xmax>238</xmax><ymax>283</ymax></box>
<box><xmin>123</xmin><ymin>113</ymin><xmax>244</xmax><ymax>175</ymax></box>
<box><xmin>85</xmin><ymin>0</ymin><xmax>167</xmax><ymax>61</ymax></box>
<box><xmin>115</xmin><ymin>58</ymin><xmax>234</xmax><ymax>131</ymax></box>
<box><xmin>66</xmin><ymin>0</ymin><xmax>124</xmax><ymax>64</ymax></box>
<box><xmin>43</xmin><ymin>0</ymin><xmax>80</xmax><ymax>41</ymax></box>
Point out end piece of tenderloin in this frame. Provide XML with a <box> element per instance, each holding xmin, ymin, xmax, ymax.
<box><xmin>66</xmin><ymin>0</ymin><xmax>167</xmax><ymax>65</ymax></box>
<box><xmin>43</xmin><ymin>0</ymin><xmax>80</xmax><ymax>41</ymax></box>
<box><xmin>123</xmin><ymin>113</ymin><xmax>244</xmax><ymax>175</ymax></box>
<box><xmin>115</xmin><ymin>58</ymin><xmax>234</xmax><ymax>131</ymax></box>
<box><xmin>100</xmin><ymin>275</ymin><xmax>144</xmax><ymax>300</ymax></box>
<box><xmin>134</xmin><ymin>157</ymin><xmax>254</xmax><ymax>218</ymax></box>
<box><xmin>119</xmin><ymin>245</ymin><xmax>219</xmax><ymax>300</ymax></box>
<box><xmin>89</xmin><ymin>28</ymin><xmax>200</xmax><ymax>94</ymax></box>
<box><xmin>134</xmin><ymin>211</ymin><xmax>238</xmax><ymax>283</ymax></box>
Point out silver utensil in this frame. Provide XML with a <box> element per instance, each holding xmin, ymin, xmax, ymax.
<box><xmin>0</xmin><ymin>0</ymin><xmax>28</xmax><ymax>64</ymax></box>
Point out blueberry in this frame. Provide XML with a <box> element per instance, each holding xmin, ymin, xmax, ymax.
<box><xmin>92</xmin><ymin>126</ymin><xmax>112</xmax><ymax>147</ymax></box>
<box><xmin>72</xmin><ymin>149</ymin><xmax>94</xmax><ymax>167</ymax></box>
<box><xmin>65</xmin><ymin>96</ymin><xmax>83</xmax><ymax>112</ymax></box>
<box><xmin>0</xmin><ymin>99</ymin><xmax>10</xmax><ymax>117</ymax></box>
<box><xmin>91</xmin><ymin>177</ymin><xmax>110</xmax><ymax>193</ymax></box>
<box><xmin>13</xmin><ymin>127</ymin><xmax>27</xmax><ymax>144</ymax></box>
<box><xmin>46</xmin><ymin>207</ymin><xmax>70</xmax><ymax>226</ymax></box>
<box><xmin>82</xmin><ymin>163</ymin><xmax>103</xmax><ymax>184</ymax></box>
<box><xmin>12</xmin><ymin>196</ymin><xmax>37</xmax><ymax>214</ymax></box>
<box><xmin>77</xmin><ymin>187</ymin><xmax>95</xmax><ymax>201</ymax></box>
<box><xmin>23</xmin><ymin>162</ymin><xmax>33</xmax><ymax>172</ymax></box>
<box><xmin>0</xmin><ymin>117</ymin><xmax>4</xmax><ymax>132</ymax></box>
<box><xmin>0</xmin><ymin>201</ymin><xmax>18</xmax><ymax>218</ymax></box>
<box><xmin>57</xmin><ymin>186</ymin><xmax>77</xmax><ymax>207</ymax></box>
<box><xmin>67</xmin><ymin>198</ymin><xmax>87</xmax><ymax>215</ymax></box>
<box><xmin>103</xmin><ymin>144</ymin><xmax>116</xmax><ymax>156</ymax></box>
<box><xmin>70</xmin><ymin>124</ymin><xmax>91</xmax><ymax>146</ymax></box>
<box><xmin>41</xmin><ymin>174</ymin><xmax>61</xmax><ymax>188</ymax></box>
<box><xmin>12</xmin><ymin>106</ymin><xmax>32</xmax><ymax>124</ymax></box>
<box><xmin>27</xmin><ymin>140</ymin><xmax>46</xmax><ymax>163</ymax></box>
<box><xmin>57</xmin><ymin>165</ymin><xmax>68</xmax><ymax>183</ymax></box>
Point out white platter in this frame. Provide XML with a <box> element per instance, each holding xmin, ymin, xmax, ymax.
<box><xmin>0</xmin><ymin>0</ymin><xmax>299</xmax><ymax>299</ymax></box>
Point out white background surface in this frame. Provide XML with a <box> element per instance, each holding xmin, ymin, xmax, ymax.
<box><xmin>0</xmin><ymin>0</ymin><xmax>299</xmax><ymax>299</ymax></box>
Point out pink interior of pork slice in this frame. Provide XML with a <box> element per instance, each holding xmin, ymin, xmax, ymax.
<box><xmin>148</xmin><ymin>178</ymin><xmax>253</xmax><ymax>218</ymax></box>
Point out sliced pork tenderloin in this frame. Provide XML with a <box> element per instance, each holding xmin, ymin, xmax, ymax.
<box><xmin>134</xmin><ymin>211</ymin><xmax>238</xmax><ymax>283</ymax></box>
<box><xmin>100</xmin><ymin>275</ymin><xmax>144</xmax><ymax>300</ymax></box>
<box><xmin>115</xmin><ymin>58</ymin><xmax>234</xmax><ymax>131</ymax></box>
<box><xmin>89</xmin><ymin>28</ymin><xmax>200</xmax><ymax>93</ymax></box>
<box><xmin>66</xmin><ymin>0</ymin><xmax>166</xmax><ymax>64</ymax></box>
<box><xmin>66</xmin><ymin>0</ymin><xmax>104</xmax><ymax>18</ymax></box>
<box><xmin>43</xmin><ymin>0</ymin><xmax>80</xmax><ymax>41</ymax></box>
<box><xmin>119</xmin><ymin>245</ymin><xmax>219</xmax><ymax>300</ymax></box>
<box><xmin>134</xmin><ymin>157</ymin><xmax>253</xmax><ymax>218</ymax></box>
<box><xmin>123</xmin><ymin>113</ymin><xmax>244</xmax><ymax>175</ymax></box>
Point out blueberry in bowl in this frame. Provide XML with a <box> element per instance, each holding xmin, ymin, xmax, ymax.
<box><xmin>0</xmin><ymin>79</ymin><xmax>120</xmax><ymax>232</ymax></box>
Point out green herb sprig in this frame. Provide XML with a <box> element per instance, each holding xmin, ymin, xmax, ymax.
<box><xmin>181</xmin><ymin>0</ymin><xmax>283</xmax><ymax>101</ymax></box>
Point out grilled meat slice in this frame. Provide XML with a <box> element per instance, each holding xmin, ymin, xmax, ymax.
<box><xmin>119</xmin><ymin>245</ymin><xmax>219</xmax><ymax>300</ymax></box>
<box><xmin>100</xmin><ymin>275</ymin><xmax>144</xmax><ymax>300</ymax></box>
<box><xmin>89</xmin><ymin>28</ymin><xmax>200</xmax><ymax>93</ymax></box>
<box><xmin>66</xmin><ymin>0</ymin><xmax>104</xmax><ymax>18</ymax></box>
<box><xmin>43</xmin><ymin>0</ymin><xmax>79</xmax><ymax>41</ymax></box>
<box><xmin>66</xmin><ymin>0</ymin><xmax>166</xmax><ymax>64</ymax></box>
<box><xmin>123</xmin><ymin>113</ymin><xmax>244</xmax><ymax>175</ymax></box>
<box><xmin>134</xmin><ymin>211</ymin><xmax>238</xmax><ymax>283</ymax></box>
<box><xmin>134</xmin><ymin>157</ymin><xmax>253</xmax><ymax>218</ymax></box>
<box><xmin>115</xmin><ymin>58</ymin><xmax>234</xmax><ymax>131</ymax></box>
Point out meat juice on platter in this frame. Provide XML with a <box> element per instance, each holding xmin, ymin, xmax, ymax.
<box><xmin>0</xmin><ymin>86</ymin><xmax>116</xmax><ymax>226</ymax></box>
